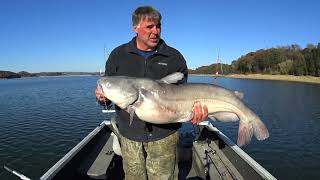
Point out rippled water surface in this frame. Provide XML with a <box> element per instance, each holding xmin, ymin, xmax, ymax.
<box><xmin>1</xmin><ymin>75</ymin><xmax>320</xmax><ymax>179</ymax></box>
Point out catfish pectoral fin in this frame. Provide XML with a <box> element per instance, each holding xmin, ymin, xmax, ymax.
<box><xmin>127</xmin><ymin>105</ymin><xmax>136</xmax><ymax>126</ymax></box>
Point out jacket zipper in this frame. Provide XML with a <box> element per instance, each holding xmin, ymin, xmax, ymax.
<box><xmin>144</xmin><ymin>52</ymin><xmax>157</xmax><ymax>139</ymax></box>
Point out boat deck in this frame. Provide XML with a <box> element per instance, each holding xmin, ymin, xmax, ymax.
<box><xmin>40</xmin><ymin>121</ymin><xmax>276</xmax><ymax>180</ymax></box>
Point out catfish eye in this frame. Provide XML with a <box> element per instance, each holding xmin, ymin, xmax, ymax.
<box><xmin>105</xmin><ymin>82</ymin><xmax>111</xmax><ymax>88</ymax></box>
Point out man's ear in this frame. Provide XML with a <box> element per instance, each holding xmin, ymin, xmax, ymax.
<box><xmin>133</xmin><ymin>24</ymin><xmax>139</xmax><ymax>33</ymax></box>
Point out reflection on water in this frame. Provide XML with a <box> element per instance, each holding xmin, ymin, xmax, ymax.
<box><xmin>0</xmin><ymin>75</ymin><xmax>320</xmax><ymax>179</ymax></box>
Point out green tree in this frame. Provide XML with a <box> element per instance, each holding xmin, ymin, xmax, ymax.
<box><xmin>278</xmin><ymin>60</ymin><xmax>293</xmax><ymax>74</ymax></box>
<box><xmin>314</xmin><ymin>43</ymin><xmax>320</xmax><ymax>76</ymax></box>
<box><xmin>302</xmin><ymin>45</ymin><xmax>315</xmax><ymax>76</ymax></box>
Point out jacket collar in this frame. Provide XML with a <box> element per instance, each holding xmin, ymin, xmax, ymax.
<box><xmin>126</xmin><ymin>37</ymin><xmax>170</xmax><ymax>56</ymax></box>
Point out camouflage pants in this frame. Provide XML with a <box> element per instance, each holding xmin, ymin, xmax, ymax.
<box><xmin>119</xmin><ymin>132</ymin><xmax>179</xmax><ymax>180</ymax></box>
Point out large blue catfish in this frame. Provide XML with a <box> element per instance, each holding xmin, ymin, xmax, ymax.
<box><xmin>97</xmin><ymin>73</ymin><xmax>269</xmax><ymax>146</ymax></box>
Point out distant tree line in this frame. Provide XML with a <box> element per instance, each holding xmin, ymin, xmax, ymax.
<box><xmin>0</xmin><ymin>71</ymin><xmax>21</xmax><ymax>79</ymax></box>
<box><xmin>231</xmin><ymin>43</ymin><xmax>320</xmax><ymax>76</ymax></box>
<box><xmin>190</xmin><ymin>43</ymin><xmax>320</xmax><ymax>77</ymax></box>
<box><xmin>188</xmin><ymin>64</ymin><xmax>232</xmax><ymax>75</ymax></box>
<box><xmin>0</xmin><ymin>71</ymin><xmax>99</xmax><ymax>79</ymax></box>
<box><xmin>0</xmin><ymin>71</ymin><xmax>65</xmax><ymax>79</ymax></box>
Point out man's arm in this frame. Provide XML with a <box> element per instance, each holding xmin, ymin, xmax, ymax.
<box><xmin>175</xmin><ymin>52</ymin><xmax>208</xmax><ymax>124</ymax></box>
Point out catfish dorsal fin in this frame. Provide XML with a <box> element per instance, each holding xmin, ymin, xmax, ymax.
<box><xmin>158</xmin><ymin>72</ymin><xmax>184</xmax><ymax>84</ymax></box>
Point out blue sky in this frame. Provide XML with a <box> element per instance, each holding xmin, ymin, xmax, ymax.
<box><xmin>1</xmin><ymin>0</ymin><xmax>319</xmax><ymax>73</ymax></box>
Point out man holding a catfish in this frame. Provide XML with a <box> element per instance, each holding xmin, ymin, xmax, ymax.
<box><xmin>95</xmin><ymin>6</ymin><xmax>208</xmax><ymax>180</ymax></box>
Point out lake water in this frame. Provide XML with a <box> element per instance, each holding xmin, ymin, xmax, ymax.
<box><xmin>0</xmin><ymin>75</ymin><xmax>320</xmax><ymax>179</ymax></box>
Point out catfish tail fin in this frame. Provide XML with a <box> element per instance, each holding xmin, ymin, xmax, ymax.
<box><xmin>237</xmin><ymin>118</ymin><xmax>269</xmax><ymax>146</ymax></box>
<box><xmin>252</xmin><ymin>119</ymin><xmax>269</xmax><ymax>141</ymax></box>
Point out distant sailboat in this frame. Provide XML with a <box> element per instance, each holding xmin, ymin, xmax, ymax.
<box><xmin>215</xmin><ymin>51</ymin><xmax>223</xmax><ymax>76</ymax></box>
<box><xmin>99</xmin><ymin>45</ymin><xmax>110</xmax><ymax>77</ymax></box>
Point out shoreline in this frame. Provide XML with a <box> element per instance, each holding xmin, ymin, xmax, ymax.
<box><xmin>2</xmin><ymin>73</ymin><xmax>320</xmax><ymax>84</ymax></box>
<box><xmin>0</xmin><ymin>74</ymin><xmax>97</xmax><ymax>80</ymax></box>
<box><xmin>190</xmin><ymin>74</ymin><xmax>320</xmax><ymax>84</ymax></box>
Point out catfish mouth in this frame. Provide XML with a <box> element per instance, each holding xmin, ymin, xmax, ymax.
<box><xmin>98</xmin><ymin>84</ymin><xmax>106</xmax><ymax>97</ymax></box>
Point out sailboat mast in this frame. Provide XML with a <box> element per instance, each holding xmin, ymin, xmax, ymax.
<box><xmin>219</xmin><ymin>53</ymin><xmax>223</xmax><ymax>74</ymax></box>
<box><xmin>215</xmin><ymin>50</ymin><xmax>223</xmax><ymax>75</ymax></box>
<box><xmin>101</xmin><ymin>45</ymin><xmax>110</xmax><ymax>76</ymax></box>
<box><xmin>100</xmin><ymin>45</ymin><xmax>106</xmax><ymax>76</ymax></box>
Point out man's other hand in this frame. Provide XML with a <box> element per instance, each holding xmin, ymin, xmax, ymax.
<box><xmin>191</xmin><ymin>101</ymin><xmax>208</xmax><ymax>124</ymax></box>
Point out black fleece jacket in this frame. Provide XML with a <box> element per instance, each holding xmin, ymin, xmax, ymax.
<box><xmin>104</xmin><ymin>37</ymin><xmax>188</xmax><ymax>142</ymax></box>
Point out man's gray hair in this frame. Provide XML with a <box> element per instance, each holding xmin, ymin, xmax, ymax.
<box><xmin>132</xmin><ymin>6</ymin><xmax>162</xmax><ymax>26</ymax></box>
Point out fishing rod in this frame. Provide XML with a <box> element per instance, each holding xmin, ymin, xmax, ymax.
<box><xmin>3</xmin><ymin>165</ymin><xmax>32</xmax><ymax>180</ymax></box>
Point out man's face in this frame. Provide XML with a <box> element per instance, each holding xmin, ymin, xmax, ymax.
<box><xmin>134</xmin><ymin>18</ymin><xmax>161</xmax><ymax>51</ymax></box>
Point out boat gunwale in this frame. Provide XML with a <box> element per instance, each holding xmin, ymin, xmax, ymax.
<box><xmin>199</xmin><ymin>121</ymin><xmax>276</xmax><ymax>180</ymax></box>
<box><xmin>40</xmin><ymin>121</ymin><xmax>110</xmax><ymax>180</ymax></box>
